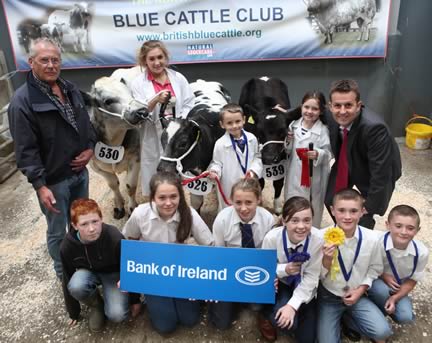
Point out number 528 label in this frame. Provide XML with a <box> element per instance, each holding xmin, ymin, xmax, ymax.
<box><xmin>263</xmin><ymin>160</ymin><xmax>286</xmax><ymax>181</ymax></box>
<box><xmin>95</xmin><ymin>141</ymin><xmax>125</xmax><ymax>164</ymax></box>
<box><xmin>185</xmin><ymin>178</ymin><xmax>213</xmax><ymax>196</ymax></box>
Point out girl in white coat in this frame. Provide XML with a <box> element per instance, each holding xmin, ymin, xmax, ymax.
<box><xmin>130</xmin><ymin>40</ymin><xmax>195</xmax><ymax>196</ymax></box>
<box><xmin>284</xmin><ymin>91</ymin><xmax>332</xmax><ymax>228</ymax></box>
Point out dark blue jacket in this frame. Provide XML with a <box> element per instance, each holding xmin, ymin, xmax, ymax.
<box><xmin>8</xmin><ymin>72</ymin><xmax>96</xmax><ymax>189</ymax></box>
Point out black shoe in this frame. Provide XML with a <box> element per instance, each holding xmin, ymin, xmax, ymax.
<box><xmin>342</xmin><ymin>322</ymin><xmax>361</xmax><ymax>342</ymax></box>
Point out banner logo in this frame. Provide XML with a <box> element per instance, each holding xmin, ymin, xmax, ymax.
<box><xmin>235</xmin><ymin>266</ymin><xmax>270</xmax><ymax>286</ymax></box>
<box><xmin>187</xmin><ymin>43</ymin><xmax>214</xmax><ymax>57</ymax></box>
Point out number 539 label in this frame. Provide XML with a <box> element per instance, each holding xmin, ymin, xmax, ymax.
<box><xmin>185</xmin><ymin>178</ymin><xmax>213</xmax><ymax>196</ymax></box>
<box><xmin>95</xmin><ymin>141</ymin><xmax>125</xmax><ymax>164</ymax></box>
<box><xmin>263</xmin><ymin>161</ymin><xmax>286</xmax><ymax>180</ymax></box>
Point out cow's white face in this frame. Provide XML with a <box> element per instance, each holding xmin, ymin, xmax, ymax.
<box><xmin>91</xmin><ymin>76</ymin><xmax>148</xmax><ymax>126</ymax></box>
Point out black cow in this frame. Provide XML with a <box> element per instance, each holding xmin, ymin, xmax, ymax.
<box><xmin>17</xmin><ymin>19</ymin><xmax>42</xmax><ymax>53</ymax></box>
<box><xmin>157</xmin><ymin>80</ymin><xmax>229</xmax><ymax>210</ymax></box>
<box><xmin>239</xmin><ymin>76</ymin><xmax>300</xmax><ymax>214</ymax></box>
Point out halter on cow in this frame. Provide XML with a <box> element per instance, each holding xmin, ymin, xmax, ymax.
<box><xmin>157</xmin><ymin>80</ymin><xmax>229</xmax><ymax>210</ymax></box>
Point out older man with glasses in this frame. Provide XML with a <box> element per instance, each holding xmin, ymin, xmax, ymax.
<box><xmin>8</xmin><ymin>38</ymin><xmax>96</xmax><ymax>279</ymax></box>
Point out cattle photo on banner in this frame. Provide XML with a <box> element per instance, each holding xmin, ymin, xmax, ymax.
<box><xmin>3</xmin><ymin>0</ymin><xmax>391</xmax><ymax>70</ymax></box>
<box><xmin>120</xmin><ymin>240</ymin><xmax>277</xmax><ymax>304</ymax></box>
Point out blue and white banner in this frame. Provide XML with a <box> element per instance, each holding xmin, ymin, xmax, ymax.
<box><xmin>120</xmin><ymin>240</ymin><xmax>277</xmax><ymax>304</ymax></box>
<box><xmin>2</xmin><ymin>0</ymin><xmax>391</xmax><ymax>70</ymax></box>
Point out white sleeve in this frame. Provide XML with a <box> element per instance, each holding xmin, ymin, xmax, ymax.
<box><xmin>314</xmin><ymin>126</ymin><xmax>332</xmax><ymax>167</ymax></box>
<box><xmin>411</xmin><ymin>243</ymin><xmax>429</xmax><ymax>282</ymax></box>
<box><xmin>362</xmin><ymin>238</ymin><xmax>384</xmax><ymax>287</ymax></box>
<box><xmin>288</xmin><ymin>240</ymin><xmax>323</xmax><ymax>310</ymax></box>
<box><xmin>212</xmin><ymin>212</ymin><xmax>227</xmax><ymax>247</ymax></box>
<box><xmin>249</xmin><ymin>136</ymin><xmax>263</xmax><ymax>178</ymax></box>
<box><xmin>190</xmin><ymin>208</ymin><xmax>214</xmax><ymax>246</ymax></box>
<box><xmin>177</xmin><ymin>74</ymin><xmax>195</xmax><ymax>118</ymax></box>
<box><xmin>208</xmin><ymin>141</ymin><xmax>223</xmax><ymax>177</ymax></box>
<box><xmin>122</xmin><ymin>210</ymin><xmax>142</xmax><ymax>240</ymax></box>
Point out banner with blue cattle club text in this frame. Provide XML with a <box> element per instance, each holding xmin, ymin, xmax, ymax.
<box><xmin>120</xmin><ymin>240</ymin><xmax>277</xmax><ymax>303</ymax></box>
<box><xmin>3</xmin><ymin>0</ymin><xmax>392</xmax><ymax>70</ymax></box>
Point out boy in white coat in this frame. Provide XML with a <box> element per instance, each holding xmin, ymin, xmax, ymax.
<box><xmin>130</xmin><ymin>40</ymin><xmax>195</xmax><ymax>196</ymax></box>
<box><xmin>284</xmin><ymin>91</ymin><xmax>332</xmax><ymax>227</ymax></box>
<box><xmin>208</xmin><ymin>103</ymin><xmax>263</xmax><ymax>210</ymax></box>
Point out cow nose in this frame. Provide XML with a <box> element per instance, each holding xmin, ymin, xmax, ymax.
<box><xmin>137</xmin><ymin>108</ymin><xmax>149</xmax><ymax>119</ymax></box>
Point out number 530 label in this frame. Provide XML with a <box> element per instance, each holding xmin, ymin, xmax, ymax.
<box><xmin>263</xmin><ymin>161</ymin><xmax>286</xmax><ymax>180</ymax></box>
<box><xmin>95</xmin><ymin>141</ymin><xmax>125</xmax><ymax>164</ymax></box>
<box><xmin>185</xmin><ymin>178</ymin><xmax>213</xmax><ymax>196</ymax></box>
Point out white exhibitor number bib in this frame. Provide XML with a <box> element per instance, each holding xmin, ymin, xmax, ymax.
<box><xmin>185</xmin><ymin>178</ymin><xmax>213</xmax><ymax>196</ymax></box>
<box><xmin>263</xmin><ymin>161</ymin><xmax>286</xmax><ymax>180</ymax></box>
<box><xmin>95</xmin><ymin>141</ymin><xmax>125</xmax><ymax>164</ymax></box>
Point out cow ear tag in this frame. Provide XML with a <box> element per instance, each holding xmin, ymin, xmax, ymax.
<box><xmin>248</xmin><ymin>116</ymin><xmax>255</xmax><ymax>124</ymax></box>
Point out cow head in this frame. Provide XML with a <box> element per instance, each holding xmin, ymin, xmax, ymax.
<box><xmin>305</xmin><ymin>0</ymin><xmax>332</xmax><ymax>13</ymax></box>
<box><xmin>84</xmin><ymin>76</ymin><xmax>149</xmax><ymax>128</ymax></box>
<box><xmin>157</xmin><ymin>119</ymin><xmax>203</xmax><ymax>175</ymax></box>
<box><xmin>246</xmin><ymin>106</ymin><xmax>301</xmax><ymax>165</ymax></box>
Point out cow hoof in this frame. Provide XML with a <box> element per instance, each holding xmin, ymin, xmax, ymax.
<box><xmin>113</xmin><ymin>207</ymin><xmax>126</xmax><ymax>219</ymax></box>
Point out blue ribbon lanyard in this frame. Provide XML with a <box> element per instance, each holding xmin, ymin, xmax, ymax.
<box><xmin>282</xmin><ymin>227</ymin><xmax>310</xmax><ymax>262</ymax></box>
<box><xmin>230</xmin><ymin>131</ymin><xmax>249</xmax><ymax>175</ymax></box>
<box><xmin>337</xmin><ymin>227</ymin><xmax>363</xmax><ymax>283</ymax></box>
<box><xmin>384</xmin><ymin>232</ymin><xmax>418</xmax><ymax>285</ymax></box>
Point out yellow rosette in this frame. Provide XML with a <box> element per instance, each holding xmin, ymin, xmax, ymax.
<box><xmin>324</xmin><ymin>227</ymin><xmax>345</xmax><ymax>280</ymax></box>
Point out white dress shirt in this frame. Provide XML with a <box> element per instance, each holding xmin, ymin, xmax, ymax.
<box><xmin>208</xmin><ymin>130</ymin><xmax>263</xmax><ymax>209</ymax></box>
<box><xmin>122</xmin><ymin>202</ymin><xmax>214</xmax><ymax>246</ymax></box>
<box><xmin>262</xmin><ymin>226</ymin><xmax>324</xmax><ymax>310</ymax></box>
<box><xmin>318</xmin><ymin>225</ymin><xmax>383</xmax><ymax>297</ymax></box>
<box><xmin>377</xmin><ymin>231</ymin><xmax>429</xmax><ymax>282</ymax></box>
<box><xmin>212</xmin><ymin>206</ymin><xmax>275</xmax><ymax>248</ymax></box>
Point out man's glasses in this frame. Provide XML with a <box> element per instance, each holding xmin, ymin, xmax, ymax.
<box><xmin>35</xmin><ymin>57</ymin><xmax>61</xmax><ymax>66</ymax></box>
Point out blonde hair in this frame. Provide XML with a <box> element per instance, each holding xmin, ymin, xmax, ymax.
<box><xmin>230</xmin><ymin>177</ymin><xmax>262</xmax><ymax>200</ymax></box>
<box><xmin>137</xmin><ymin>40</ymin><xmax>169</xmax><ymax>68</ymax></box>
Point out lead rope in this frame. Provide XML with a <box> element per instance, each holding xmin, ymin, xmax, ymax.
<box><xmin>181</xmin><ymin>171</ymin><xmax>231</xmax><ymax>206</ymax></box>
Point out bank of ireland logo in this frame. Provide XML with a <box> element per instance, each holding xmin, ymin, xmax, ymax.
<box><xmin>235</xmin><ymin>266</ymin><xmax>270</xmax><ymax>286</ymax></box>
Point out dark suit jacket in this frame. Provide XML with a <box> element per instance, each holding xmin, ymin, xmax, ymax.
<box><xmin>325</xmin><ymin>106</ymin><xmax>402</xmax><ymax>215</ymax></box>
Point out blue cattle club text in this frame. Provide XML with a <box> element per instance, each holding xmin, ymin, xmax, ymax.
<box><xmin>112</xmin><ymin>7</ymin><xmax>283</xmax><ymax>27</ymax></box>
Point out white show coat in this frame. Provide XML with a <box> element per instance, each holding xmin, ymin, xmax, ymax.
<box><xmin>284</xmin><ymin>118</ymin><xmax>332</xmax><ymax>228</ymax></box>
<box><xmin>209</xmin><ymin>130</ymin><xmax>263</xmax><ymax>210</ymax></box>
<box><xmin>131</xmin><ymin>68</ymin><xmax>195</xmax><ymax>195</ymax></box>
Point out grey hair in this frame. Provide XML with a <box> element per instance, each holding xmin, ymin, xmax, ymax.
<box><xmin>29</xmin><ymin>38</ymin><xmax>61</xmax><ymax>58</ymax></box>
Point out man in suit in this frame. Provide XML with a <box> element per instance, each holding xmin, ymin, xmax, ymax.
<box><xmin>324</xmin><ymin>79</ymin><xmax>402</xmax><ymax>229</ymax></box>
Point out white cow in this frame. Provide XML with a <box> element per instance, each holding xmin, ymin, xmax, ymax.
<box><xmin>306</xmin><ymin>0</ymin><xmax>376</xmax><ymax>44</ymax></box>
<box><xmin>84</xmin><ymin>67</ymin><xmax>148</xmax><ymax>219</ymax></box>
<box><xmin>46</xmin><ymin>3</ymin><xmax>90</xmax><ymax>52</ymax></box>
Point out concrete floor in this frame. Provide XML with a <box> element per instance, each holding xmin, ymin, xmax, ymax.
<box><xmin>0</xmin><ymin>140</ymin><xmax>430</xmax><ymax>342</ymax></box>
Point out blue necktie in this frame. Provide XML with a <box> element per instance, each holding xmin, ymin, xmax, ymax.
<box><xmin>236</xmin><ymin>138</ymin><xmax>246</xmax><ymax>152</ymax></box>
<box><xmin>240</xmin><ymin>223</ymin><xmax>255</xmax><ymax>248</ymax></box>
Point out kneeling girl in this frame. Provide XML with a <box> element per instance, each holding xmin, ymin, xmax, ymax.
<box><xmin>260</xmin><ymin>196</ymin><xmax>323</xmax><ymax>342</ymax></box>
<box><xmin>122</xmin><ymin>171</ymin><xmax>214</xmax><ymax>334</ymax></box>
<box><xmin>209</xmin><ymin>177</ymin><xmax>275</xmax><ymax>329</ymax></box>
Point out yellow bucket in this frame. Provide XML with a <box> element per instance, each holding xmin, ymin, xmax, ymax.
<box><xmin>405</xmin><ymin>116</ymin><xmax>432</xmax><ymax>150</ymax></box>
